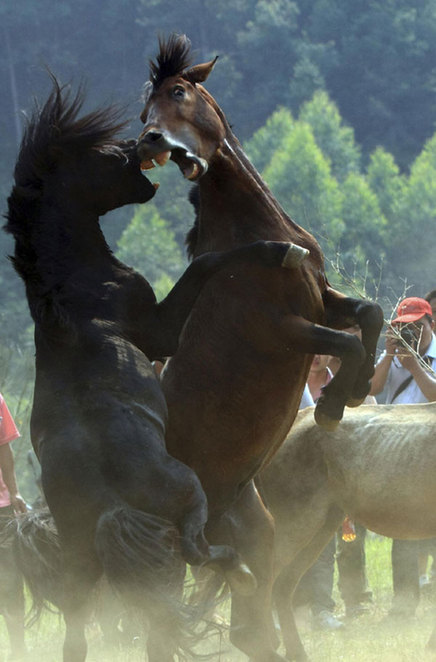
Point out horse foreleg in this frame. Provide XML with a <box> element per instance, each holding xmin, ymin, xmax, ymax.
<box><xmin>276</xmin><ymin>315</ymin><xmax>366</xmax><ymax>429</ymax></box>
<box><xmin>147</xmin><ymin>240</ymin><xmax>303</xmax><ymax>358</ymax></box>
<box><xmin>323</xmin><ymin>288</ymin><xmax>384</xmax><ymax>404</ymax></box>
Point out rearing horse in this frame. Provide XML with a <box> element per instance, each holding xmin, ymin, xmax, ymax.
<box><xmin>137</xmin><ymin>35</ymin><xmax>383</xmax><ymax>662</ymax></box>
<box><xmin>5</xmin><ymin>77</ymin><xmax>301</xmax><ymax>662</ymax></box>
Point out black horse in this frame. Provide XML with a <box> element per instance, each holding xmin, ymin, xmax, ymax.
<box><xmin>4</xmin><ymin>77</ymin><xmax>300</xmax><ymax>662</ymax></box>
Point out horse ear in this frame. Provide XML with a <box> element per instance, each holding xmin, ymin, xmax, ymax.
<box><xmin>184</xmin><ymin>56</ymin><xmax>218</xmax><ymax>84</ymax></box>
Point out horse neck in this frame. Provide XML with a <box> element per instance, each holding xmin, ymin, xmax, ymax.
<box><xmin>192</xmin><ymin>104</ymin><xmax>309</xmax><ymax>255</ymax></box>
<box><xmin>11</xmin><ymin>192</ymin><xmax>114</xmax><ymax>305</ymax></box>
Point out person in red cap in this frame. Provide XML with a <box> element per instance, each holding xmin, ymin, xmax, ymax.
<box><xmin>370</xmin><ymin>296</ymin><xmax>436</xmax><ymax>619</ymax></box>
<box><xmin>370</xmin><ymin>296</ymin><xmax>436</xmax><ymax>404</ymax></box>
<box><xmin>0</xmin><ymin>392</ymin><xmax>27</xmax><ymax>660</ymax></box>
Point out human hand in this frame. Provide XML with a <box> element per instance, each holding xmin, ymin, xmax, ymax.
<box><xmin>11</xmin><ymin>493</ymin><xmax>28</xmax><ymax>514</ymax></box>
<box><xmin>385</xmin><ymin>326</ymin><xmax>400</xmax><ymax>356</ymax></box>
<box><xmin>396</xmin><ymin>349</ymin><xmax>419</xmax><ymax>372</ymax></box>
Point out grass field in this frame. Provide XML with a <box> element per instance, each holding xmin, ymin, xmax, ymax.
<box><xmin>1</xmin><ymin>535</ymin><xmax>436</xmax><ymax>661</ymax></box>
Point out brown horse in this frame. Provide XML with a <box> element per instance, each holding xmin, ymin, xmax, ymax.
<box><xmin>260</xmin><ymin>403</ymin><xmax>436</xmax><ymax>661</ymax></box>
<box><xmin>5</xmin><ymin>77</ymin><xmax>301</xmax><ymax>662</ymax></box>
<box><xmin>136</xmin><ymin>35</ymin><xmax>383</xmax><ymax>662</ymax></box>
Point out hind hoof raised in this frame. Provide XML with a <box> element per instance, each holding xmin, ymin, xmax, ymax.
<box><xmin>225</xmin><ymin>562</ymin><xmax>258</xmax><ymax>596</ymax></box>
<box><xmin>314</xmin><ymin>409</ymin><xmax>341</xmax><ymax>431</ymax></box>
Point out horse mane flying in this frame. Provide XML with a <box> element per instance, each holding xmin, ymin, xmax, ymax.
<box><xmin>149</xmin><ymin>34</ymin><xmax>193</xmax><ymax>88</ymax></box>
<box><xmin>8</xmin><ymin>76</ymin><xmax>127</xmax><ymax>205</ymax></box>
<box><xmin>4</xmin><ymin>75</ymin><xmax>129</xmax><ymax>320</ymax></box>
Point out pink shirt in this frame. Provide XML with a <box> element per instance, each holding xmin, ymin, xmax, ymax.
<box><xmin>0</xmin><ymin>393</ymin><xmax>20</xmax><ymax>507</ymax></box>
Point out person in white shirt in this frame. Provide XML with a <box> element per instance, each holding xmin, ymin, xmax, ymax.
<box><xmin>370</xmin><ymin>297</ymin><xmax>436</xmax><ymax>405</ymax></box>
<box><xmin>370</xmin><ymin>296</ymin><xmax>436</xmax><ymax>617</ymax></box>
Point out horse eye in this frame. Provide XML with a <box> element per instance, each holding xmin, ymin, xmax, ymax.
<box><xmin>173</xmin><ymin>86</ymin><xmax>185</xmax><ymax>99</ymax></box>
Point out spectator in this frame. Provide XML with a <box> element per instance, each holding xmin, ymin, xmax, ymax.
<box><xmin>0</xmin><ymin>392</ymin><xmax>27</xmax><ymax>659</ymax></box>
<box><xmin>370</xmin><ymin>297</ymin><xmax>436</xmax><ymax>617</ymax></box>
<box><xmin>425</xmin><ymin>289</ymin><xmax>436</xmax><ymax>320</ymax></box>
<box><xmin>420</xmin><ymin>290</ymin><xmax>436</xmax><ymax>590</ymax></box>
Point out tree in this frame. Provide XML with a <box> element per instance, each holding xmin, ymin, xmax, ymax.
<box><xmin>302</xmin><ymin>0</ymin><xmax>436</xmax><ymax>168</ymax></box>
<box><xmin>393</xmin><ymin>134</ymin><xmax>436</xmax><ymax>294</ymax></box>
<box><xmin>334</xmin><ymin>172</ymin><xmax>387</xmax><ymax>297</ymax></box>
<box><xmin>244</xmin><ymin>106</ymin><xmax>294</xmax><ymax>172</ymax></box>
<box><xmin>262</xmin><ymin>122</ymin><xmax>344</xmax><ymax>244</ymax></box>
<box><xmin>116</xmin><ymin>202</ymin><xmax>186</xmax><ymax>300</ymax></box>
<box><xmin>299</xmin><ymin>91</ymin><xmax>361</xmax><ymax>181</ymax></box>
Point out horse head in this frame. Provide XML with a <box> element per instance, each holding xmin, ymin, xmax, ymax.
<box><xmin>57</xmin><ymin>138</ymin><xmax>158</xmax><ymax>216</ymax></box>
<box><xmin>11</xmin><ymin>77</ymin><xmax>157</xmax><ymax>222</ymax></box>
<box><xmin>137</xmin><ymin>34</ymin><xmax>225</xmax><ymax>181</ymax></box>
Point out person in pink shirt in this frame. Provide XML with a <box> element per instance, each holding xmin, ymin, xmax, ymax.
<box><xmin>0</xmin><ymin>392</ymin><xmax>27</xmax><ymax>659</ymax></box>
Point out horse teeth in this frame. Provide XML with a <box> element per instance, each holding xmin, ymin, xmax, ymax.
<box><xmin>153</xmin><ymin>182</ymin><xmax>160</xmax><ymax>190</ymax></box>
<box><xmin>154</xmin><ymin>151</ymin><xmax>171</xmax><ymax>166</ymax></box>
<box><xmin>187</xmin><ymin>162</ymin><xmax>199</xmax><ymax>180</ymax></box>
<box><xmin>140</xmin><ymin>160</ymin><xmax>155</xmax><ymax>170</ymax></box>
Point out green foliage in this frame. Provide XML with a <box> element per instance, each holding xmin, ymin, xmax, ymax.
<box><xmin>245</xmin><ymin>106</ymin><xmax>294</xmax><ymax>172</ymax></box>
<box><xmin>116</xmin><ymin>202</ymin><xmax>186</xmax><ymax>298</ymax></box>
<box><xmin>262</xmin><ymin>120</ymin><xmax>344</xmax><ymax>241</ymax></box>
<box><xmin>335</xmin><ymin>172</ymin><xmax>387</xmax><ymax>294</ymax></box>
<box><xmin>299</xmin><ymin>91</ymin><xmax>361</xmax><ymax>181</ymax></box>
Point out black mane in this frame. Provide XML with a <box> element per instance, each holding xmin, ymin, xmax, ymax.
<box><xmin>149</xmin><ymin>34</ymin><xmax>193</xmax><ymax>88</ymax></box>
<box><xmin>10</xmin><ymin>77</ymin><xmax>127</xmax><ymax>198</ymax></box>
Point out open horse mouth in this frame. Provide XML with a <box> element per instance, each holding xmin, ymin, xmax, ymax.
<box><xmin>140</xmin><ymin>148</ymin><xmax>207</xmax><ymax>181</ymax></box>
<box><xmin>138</xmin><ymin>133</ymin><xmax>208</xmax><ymax>181</ymax></box>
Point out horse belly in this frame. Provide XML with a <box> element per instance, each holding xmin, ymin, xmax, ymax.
<box><xmin>330</xmin><ymin>472</ymin><xmax>436</xmax><ymax>539</ymax></box>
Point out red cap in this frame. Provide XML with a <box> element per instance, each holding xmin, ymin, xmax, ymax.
<box><xmin>392</xmin><ymin>297</ymin><xmax>433</xmax><ymax>324</ymax></box>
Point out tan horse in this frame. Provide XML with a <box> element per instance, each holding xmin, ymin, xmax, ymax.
<box><xmin>260</xmin><ymin>403</ymin><xmax>436</xmax><ymax>661</ymax></box>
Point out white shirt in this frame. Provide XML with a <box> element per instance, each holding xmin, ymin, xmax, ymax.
<box><xmin>379</xmin><ymin>333</ymin><xmax>436</xmax><ymax>404</ymax></box>
<box><xmin>299</xmin><ymin>383</ymin><xmax>315</xmax><ymax>409</ymax></box>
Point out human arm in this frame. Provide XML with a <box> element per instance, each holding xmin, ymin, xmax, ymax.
<box><xmin>0</xmin><ymin>443</ymin><xmax>27</xmax><ymax>513</ymax></box>
<box><xmin>397</xmin><ymin>352</ymin><xmax>436</xmax><ymax>402</ymax></box>
<box><xmin>369</xmin><ymin>327</ymin><xmax>398</xmax><ymax>395</ymax></box>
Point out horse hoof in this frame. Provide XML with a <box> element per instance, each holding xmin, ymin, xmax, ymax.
<box><xmin>225</xmin><ymin>562</ymin><xmax>258</xmax><ymax>596</ymax></box>
<box><xmin>346</xmin><ymin>396</ymin><xmax>366</xmax><ymax>408</ymax></box>
<box><xmin>282</xmin><ymin>243</ymin><xmax>310</xmax><ymax>269</ymax></box>
<box><xmin>314</xmin><ymin>409</ymin><xmax>341</xmax><ymax>431</ymax></box>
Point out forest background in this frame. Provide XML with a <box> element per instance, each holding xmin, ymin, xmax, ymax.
<box><xmin>1</xmin><ymin>0</ymin><xmax>436</xmax><ymax>497</ymax></box>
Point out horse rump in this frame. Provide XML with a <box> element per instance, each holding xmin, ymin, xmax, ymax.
<box><xmin>95</xmin><ymin>505</ymin><xmax>215</xmax><ymax>658</ymax></box>
<box><xmin>12</xmin><ymin>508</ymin><xmax>62</xmax><ymax>620</ymax></box>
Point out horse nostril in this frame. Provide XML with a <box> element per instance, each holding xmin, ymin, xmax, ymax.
<box><xmin>145</xmin><ymin>130</ymin><xmax>163</xmax><ymax>143</ymax></box>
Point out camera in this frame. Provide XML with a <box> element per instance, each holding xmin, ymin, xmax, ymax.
<box><xmin>398</xmin><ymin>325</ymin><xmax>416</xmax><ymax>348</ymax></box>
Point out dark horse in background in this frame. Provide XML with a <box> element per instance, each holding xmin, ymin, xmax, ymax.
<box><xmin>4</xmin><ymin>77</ymin><xmax>299</xmax><ymax>662</ymax></box>
<box><xmin>137</xmin><ymin>35</ymin><xmax>384</xmax><ymax>662</ymax></box>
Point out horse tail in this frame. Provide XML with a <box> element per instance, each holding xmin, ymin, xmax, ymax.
<box><xmin>12</xmin><ymin>509</ymin><xmax>62</xmax><ymax>622</ymax></box>
<box><xmin>95</xmin><ymin>505</ymin><xmax>210</xmax><ymax>658</ymax></box>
